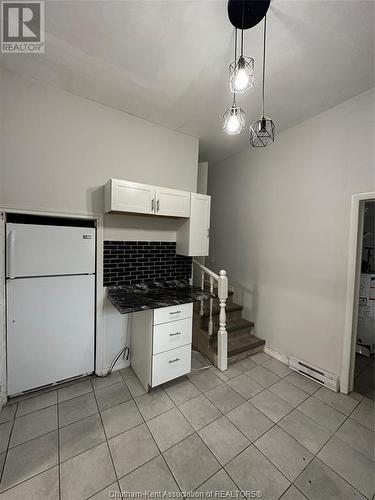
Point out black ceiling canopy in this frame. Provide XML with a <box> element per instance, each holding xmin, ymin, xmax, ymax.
<box><xmin>227</xmin><ymin>0</ymin><xmax>271</xmax><ymax>30</ymax></box>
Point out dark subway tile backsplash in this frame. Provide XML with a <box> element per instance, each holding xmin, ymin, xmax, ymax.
<box><xmin>103</xmin><ymin>241</ymin><xmax>192</xmax><ymax>286</ymax></box>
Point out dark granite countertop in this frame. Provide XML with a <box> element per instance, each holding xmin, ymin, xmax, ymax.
<box><xmin>107</xmin><ymin>279</ymin><xmax>215</xmax><ymax>314</ymax></box>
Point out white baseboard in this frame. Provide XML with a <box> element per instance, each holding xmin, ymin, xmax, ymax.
<box><xmin>95</xmin><ymin>359</ymin><xmax>130</xmax><ymax>377</ymax></box>
<box><xmin>264</xmin><ymin>346</ymin><xmax>289</xmax><ymax>365</ymax></box>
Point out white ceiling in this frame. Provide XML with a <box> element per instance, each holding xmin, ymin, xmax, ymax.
<box><xmin>1</xmin><ymin>0</ymin><xmax>374</xmax><ymax>163</ymax></box>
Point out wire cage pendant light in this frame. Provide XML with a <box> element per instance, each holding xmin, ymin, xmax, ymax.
<box><xmin>249</xmin><ymin>15</ymin><xmax>275</xmax><ymax>147</ymax></box>
<box><xmin>229</xmin><ymin>28</ymin><xmax>254</xmax><ymax>93</ymax></box>
<box><xmin>223</xmin><ymin>95</ymin><xmax>246</xmax><ymax>135</ymax></box>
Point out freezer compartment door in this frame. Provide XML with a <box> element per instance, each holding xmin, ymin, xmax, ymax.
<box><xmin>6</xmin><ymin>223</ymin><xmax>95</xmax><ymax>278</ymax></box>
<box><xmin>7</xmin><ymin>275</ymin><xmax>95</xmax><ymax>395</ymax></box>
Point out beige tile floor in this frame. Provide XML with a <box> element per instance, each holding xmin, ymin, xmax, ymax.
<box><xmin>0</xmin><ymin>355</ymin><xmax>373</xmax><ymax>500</ymax></box>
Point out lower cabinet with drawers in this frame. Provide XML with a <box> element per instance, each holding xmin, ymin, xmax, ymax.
<box><xmin>130</xmin><ymin>302</ymin><xmax>193</xmax><ymax>391</ymax></box>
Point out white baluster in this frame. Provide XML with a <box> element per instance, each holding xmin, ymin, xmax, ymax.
<box><xmin>200</xmin><ymin>270</ymin><xmax>205</xmax><ymax>316</ymax></box>
<box><xmin>217</xmin><ymin>270</ymin><xmax>228</xmax><ymax>371</ymax></box>
<box><xmin>208</xmin><ymin>275</ymin><xmax>214</xmax><ymax>337</ymax></box>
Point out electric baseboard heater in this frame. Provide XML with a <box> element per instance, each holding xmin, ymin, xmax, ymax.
<box><xmin>289</xmin><ymin>357</ymin><xmax>339</xmax><ymax>392</ymax></box>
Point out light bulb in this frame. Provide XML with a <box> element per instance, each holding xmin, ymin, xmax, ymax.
<box><xmin>227</xmin><ymin>113</ymin><xmax>241</xmax><ymax>134</ymax></box>
<box><xmin>223</xmin><ymin>102</ymin><xmax>245</xmax><ymax>135</ymax></box>
<box><xmin>234</xmin><ymin>68</ymin><xmax>249</xmax><ymax>91</ymax></box>
<box><xmin>229</xmin><ymin>56</ymin><xmax>254</xmax><ymax>93</ymax></box>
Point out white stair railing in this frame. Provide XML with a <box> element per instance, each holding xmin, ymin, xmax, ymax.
<box><xmin>193</xmin><ymin>260</ymin><xmax>228</xmax><ymax>371</ymax></box>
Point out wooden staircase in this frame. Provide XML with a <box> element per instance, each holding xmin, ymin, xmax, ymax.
<box><xmin>192</xmin><ymin>288</ymin><xmax>265</xmax><ymax>367</ymax></box>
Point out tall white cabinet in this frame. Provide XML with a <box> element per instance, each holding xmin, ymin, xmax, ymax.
<box><xmin>176</xmin><ymin>193</ymin><xmax>211</xmax><ymax>256</ymax></box>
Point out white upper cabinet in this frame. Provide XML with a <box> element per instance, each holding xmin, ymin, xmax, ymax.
<box><xmin>105</xmin><ymin>179</ymin><xmax>190</xmax><ymax>218</ymax></box>
<box><xmin>176</xmin><ymin>193</ymin><xmax>211</xmax><ymax>256</ymax></box>
<box><xmin>105</xmin><ymin>179</ymin><xmax>154</xmax><ymax>215</ymax></box>
<box><xmin>155</xmin><ymin>187</ymin><xmax>190</xmax><ymax>217</ymax></box>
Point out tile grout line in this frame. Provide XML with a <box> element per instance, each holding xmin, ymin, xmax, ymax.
<box><xmin>207</xmin><ymin>366</ymin><xmax>358</xmax><ymax>494</ymax></box>
<box><xmin>88</xmin><ymin>376</ymin><xmax>123</xmax><ymax>498</ymax></box>
<box><xmin>0</xmin><ymin>402</ymin><xmax>18</xmax><ymax>488</ymax></box>
<box><xmin>0</xmin><ymin>361</ymin><xmax>373</xmax><ymax>497</ymax></box>
<box><xmin>0</xmin><ymin>431</ymin><xmax>60</xmax><ymax>495</ymax></box>
<box><xmin>133</xmin><ymin>389</ymin><xmax>184</xmax><ymax>495</ymax></box>
<box><xmin>0</xmin><ymin>458</ymin><xmax>59</xmax><ymax>495</ymax></box>
<box><xmin>319</xmin><ymin>397</ymin><xmax>375</xmax><ymax>464</ymax></box>
<box><xmin>292</xmin><ymin>450</ymin><xmax>372</xmax><ymax>500</ymax></box>
<box><xmin>178</xmin><ymin>368</ymin><xmax>312</xmax><ymax>491</ymax></box>
<box><xmin>57</xmin><ymin>397</ymin><xmax>61</xmax><ymax>500</ymax></box>
<box><xmin>220</xmin><ymin>387</ymin><xmax>313</xmax><ymax>488</ymax></box>
<box><xmin>287</xmin><ymin>388</ymin><xmax>374</xmax><ymax>499</ymax></box>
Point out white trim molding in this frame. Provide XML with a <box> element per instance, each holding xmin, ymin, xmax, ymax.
<box><xmin>94</xmin><ymin>216</ymin><xmax>106</xmax><ymax>376</ymax></box>
<box><xmin>0</xmin><ymin>204</ymin><xmax>102</xmax><ymax>220</ymax></box>
<box><xmin>264</xmin><ymin>346</ymin><xmax>289</xmax><ymax>365</ymax></box>
<box><xmin>0</xmin><ymin>214</ymin><xmax>7</xmax><ymax>410</ymax></box>
<box><xmin>0</xmin><ymin>206</ymin><xmax>106</xmax><ymax>400</ymax></box>
<box><xmin>341</xmin><ymin>191</ymin><xmax>375</xmax><ymax>394</ymax></box>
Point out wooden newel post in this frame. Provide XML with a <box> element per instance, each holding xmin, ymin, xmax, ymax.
<box><xmin>217</xmin><ymin>270</ymin><xmax>228</xmax><ymax>371</ymax></box>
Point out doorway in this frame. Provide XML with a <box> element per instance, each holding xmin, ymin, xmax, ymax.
<box><xmin>353</xmin><ymin>200</ymin><xmax>374</xmax><ymax>399</ymax></box>
<box><xmin>341</xmin><ymin>192</ymin><xmax>375</xmax><ymax>396</ymax></box>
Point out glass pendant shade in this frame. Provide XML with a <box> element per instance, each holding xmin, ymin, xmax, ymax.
<box><xmin>249</xmin><ymin>116</ymin><xmax>275</xmax><ymax>147</ymax></box>
<box><xmin>223</xmin><ymin>101</ymin><xmax>246</xmax><ymax>135</ymax></box>
<box><xmin>229</xmin><ymin>55</ymin><xmax>254</xmax><ymax>93</ymax></box>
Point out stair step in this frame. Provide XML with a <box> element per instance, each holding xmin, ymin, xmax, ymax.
<box><xmin>199</xmin><ymin>302</ymin><xmax>243</xmax><ymax>319</ymax></box>
<box><xmin>207</xmin><ymin>318</ymin><xmax>254</xmax><ymax>336</ymax></box>
<box><xmin>223</xmin><ymin>317</ymin><xmax>254</xmax><ymax>333</ymax></box>
<box><xmin>210</xmin><ymin>332</ymin><xmax>265</xmax><ymax>358</ymax></box>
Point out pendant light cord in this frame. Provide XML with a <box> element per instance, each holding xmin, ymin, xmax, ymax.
<box><xmin>262</xmin><ymin>15</ymin><xmax>267</xmax><ymax>118</ymax></box>
<box><xmin>233</xmin><ymin>28</ymin><xmax>238</xmax><ymax>107</ymax></box>
<box><xmin>241</xmin><ymin>0</ymin><xmax>244</xmax><ymax>56</ymax></box>
<box><xmin>234</xmin><ymin>27</ymin><xmax>237</xmax><ymax>62</ymax></box>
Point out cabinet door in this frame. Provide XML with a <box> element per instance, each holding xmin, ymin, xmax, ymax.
<box><xmin>110</xmin><ymin>179</ymin><xmax>156</xmax><ymax>214</ymax></box>
<box><xmin>189</xmin><ymin>193</ymin><xmax>211</xmax><ymax>256</ymax></box>
<box><xmin>155</xmin><ymin>187</ymin><xmax>190</xmax><ymax>217</ymax></box>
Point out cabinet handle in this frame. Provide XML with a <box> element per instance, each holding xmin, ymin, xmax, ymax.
<box><xmin>151</xmin><ymin>199</ymin><xmax>155</xmax><ymax>212</ymax></box>
<box><xmin>169</xmin><ymin>332</ymin><xmax>182</xmax><ymax>336</ymax></box>
<box><xmin>169</xmin><ymin>310</ymin><xmax>181</xmax><ymax>315</ymax></box>
<box><xmin>169</xmin><ymin>358</ymin><xmax>180</xmax><ymax>364</ymax></box>
<box><xmin>157</xmin><ymin>199</ymin><xmax>160</xmax><ymax>212</ymax></box>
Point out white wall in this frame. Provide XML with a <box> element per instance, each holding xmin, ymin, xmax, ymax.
<box><xmin>0</xmin><ymin>69</ymin><xmax>198</xmax><ymax>214</ymax></box>
<box><xmin>208</xmin><ymin>89</ymin><xmax>375</xmax><ymax>378</ymax></box>
<box><xmin>0</xmin><ymin>68</ymin><xmax>198</xmax><ymax>375</ymax></box>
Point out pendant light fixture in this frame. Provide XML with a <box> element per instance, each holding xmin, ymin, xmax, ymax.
<box><xmin>249</xmin><ymin>15</ymin><xmax>275</xmax><ymax>147</ymax></box>
<box><xmin>229</xmin><ymin>22</ymin><xmax>254</xmax><ymax>93</ymax></box>
<box><xmin>223</xmin><ymin>94</ymin><xmax>246</xmax><ymax>135</ymax></box>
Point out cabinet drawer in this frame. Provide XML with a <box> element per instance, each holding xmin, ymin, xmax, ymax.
<box><xmin>152</xmin><ymin>344</ymin><xmax>191</xmax><ymax>387</ymax></box>
<box><xmin>153</xmin><ymin>302</ymin><xmax>193</xmax><ymax>325</ymax></box>
<box><xmin>153</xmin><ymin>318</ymin><xmax>192</xmax><ymax>355</ymax></box>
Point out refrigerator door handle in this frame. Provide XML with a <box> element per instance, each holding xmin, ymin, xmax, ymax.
<box><xmin>8</xmin><ymin>230</ymin><xmax>16</xmax><ymax>279</ymax></box>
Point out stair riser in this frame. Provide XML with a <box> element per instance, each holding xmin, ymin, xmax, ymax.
<box><xmin>199</xmin><ymin>308</ymin><xmax>243</xmax><ymax>329</ymax></box>
<box><xmin>208</xmin><ymin>326</ymin><xmax>254</xmax><ymax>340</ymax></box>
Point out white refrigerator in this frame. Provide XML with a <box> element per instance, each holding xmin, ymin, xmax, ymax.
<box><xmin>6</xmin><ymin>223</ymin><xmax>96</xmax><ymax>395</ymax></box>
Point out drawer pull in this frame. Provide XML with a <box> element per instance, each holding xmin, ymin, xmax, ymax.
<box><xmin>169</xmin><ymin>310</ymin><xmax>182</xmax><ymax>315</ymax></box>
<box><xmin>169</xmin><ymin>332</ymin><xmax>182</xmax><ymax>337</ymax></box>
<box><xmin>169</xmin><ymin>358</ymin><xmax>180</xmax><ymax>364</ymax></box>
